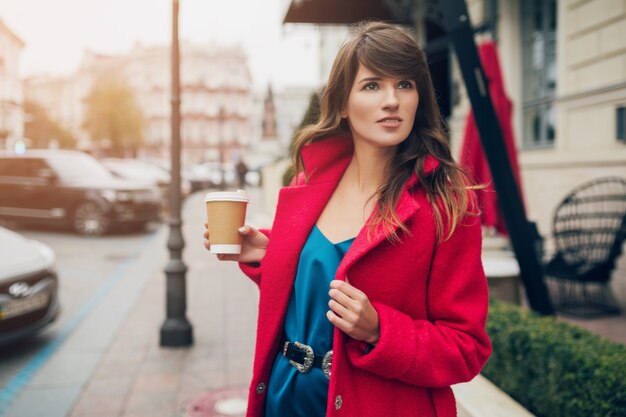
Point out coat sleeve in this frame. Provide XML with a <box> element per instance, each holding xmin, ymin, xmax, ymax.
<box><xmin>345</xmin><ymin>214</ymin><xmax>492</xmax><ymax>388</ymax></box>
<box><xmin>239</xmin><ymin>173</ymin><xmax>301</xmax><ymax>285</ymax></box>
<box><xmin>237</xmin><ymin>228</ymin><xmax>271</xmax><ymax>287</ymax></box>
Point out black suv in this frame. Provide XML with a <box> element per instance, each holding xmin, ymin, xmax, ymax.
<box><xmin>0</xmin><ymin>150</ymin><xmax>162</xmax><ymax>235</ymax></box>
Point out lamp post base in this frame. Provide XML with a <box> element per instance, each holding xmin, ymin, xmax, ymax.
<box><xmin>160</xmin><ymin>318</ymin><xmax>193</xmax><ymax>347</ymax></box>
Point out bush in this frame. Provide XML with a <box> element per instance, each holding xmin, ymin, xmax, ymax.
<box><xmin>484</xmin><ymin>300</ymin><xmax>626</xmax><ymax>417</ymax></box>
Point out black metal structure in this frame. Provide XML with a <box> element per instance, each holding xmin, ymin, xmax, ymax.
<box><xmin>545</xmin><ymin>177</ymin><xmax>626</xmax><ymax>317</ymax></box>
<box><xmin>160</xmin><ymin>0</ymin><xmax>193</xmax><ymax>347</ymax></box>
<box><xmin>441</xmin><ymin>1</ymin><xmax>553</xmax><ymax>314</ymax></box>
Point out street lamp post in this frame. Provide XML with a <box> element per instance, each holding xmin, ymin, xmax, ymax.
<box><xmin>218</xmin><ymin>106</ymin><xmax>226</xmax><ymax>190</ymax></box>
<box><xmin>160</xmin><ymin>0</ymin><xmax>193</xmax><ymax>347</ymax></box>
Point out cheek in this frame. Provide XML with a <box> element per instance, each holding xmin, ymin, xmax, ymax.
<box><xmin>405</xmin><ymin>96</ymin><xmax>419</xmax><ymax>122</ymax></box>
<box><xmin>347</xmin><ymin>98</ymin><xmax>374</xmax><ymax>121</ymax></box>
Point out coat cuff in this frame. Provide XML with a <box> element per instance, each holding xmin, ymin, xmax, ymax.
<box><xmin>345</xmin><ymin>301</ymin><xmax>417</xmax><ymax>380</ymax></box>
<box><xmin>238</xmin><ymin>261</ymin><xmax>262</xmax><ymax>285</ymax></box>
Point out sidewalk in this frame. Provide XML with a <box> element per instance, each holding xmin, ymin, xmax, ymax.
<box><xmin>56</xmin><ymin>189</ymin><xmax>261</xmax><ymax>417</ymax></box>
<box><xmin>68</xmin><ymin>188</ymin><xmax>269</xmax><ymax>417</ymax></box>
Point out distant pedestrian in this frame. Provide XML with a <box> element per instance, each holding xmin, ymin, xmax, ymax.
<box><xmin>236</xmin><ymin>159</ymin><xmax>249</xmax><ymax>188</ymax></box>
<box><xmin>204</xmin><ymin>21</ymin><xmax>491</xmax><ymax>417</ymax></box>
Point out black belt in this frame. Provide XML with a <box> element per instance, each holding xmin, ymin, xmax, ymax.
<box><xmin>282</xmin><ymin>341</ymin><xmax>333</xmax><ymax>380</ymax></box>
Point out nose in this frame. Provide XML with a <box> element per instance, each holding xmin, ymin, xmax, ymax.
<box><xmin>382</xmin><ymin>87</ymin><xmax>399</xmax><ymax>110</ymax></box>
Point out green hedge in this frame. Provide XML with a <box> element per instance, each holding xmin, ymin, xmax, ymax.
<box><xmin>484</xmin><ymin>300</ymin><xmax>626</xmax><ymax>417</ymax></box>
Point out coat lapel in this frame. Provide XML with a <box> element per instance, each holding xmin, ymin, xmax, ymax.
<box><xmin>337</xmin><ymin>153</ymin><xmax>439</xmax><ymax>279</ymax></box>
<box><xmin>256</xmin><ymin>138</ymin><xmax>353</xmax><ymax>362</ymax></box>
<box><xmin>336</xmin><ymin>178</ymin><xmax>421</xmax><ymax>280</ymax></box>
<box><xmin>263</xmin><ymin>181</ymin><xmax>339</xmax><ymax>305</ymax></box>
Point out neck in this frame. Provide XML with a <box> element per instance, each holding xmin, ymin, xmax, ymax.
<box><xmin>345</xmin><ymin>141</ymin><xmax>396</xmax><ymax>194</ymax></box>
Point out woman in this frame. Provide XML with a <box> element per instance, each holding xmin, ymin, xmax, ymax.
<box><xmin>204</xmin><ymin>21</ymin><xmax>491</xmax><ymax>417</ymax></box>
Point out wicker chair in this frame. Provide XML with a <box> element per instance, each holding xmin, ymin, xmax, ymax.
<box><xmin>544</xmin><ymin>177</ymin><xmax>626</xmax><ymax>317</ymax></box>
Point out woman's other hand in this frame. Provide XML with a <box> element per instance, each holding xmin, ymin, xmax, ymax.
<box><xmin>204</xmin><ymin>223</ymin><xmax>268</xmax><ymax>264</ymax></box>
<box><xmin>327</xmin><ymin>280</ymin><xmax>380</xmax><ymax>345</ymax></box>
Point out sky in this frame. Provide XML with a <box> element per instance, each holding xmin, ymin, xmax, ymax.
<box><xmin>0</xmin><ymin>0</ymin><xmax>321</xmax><ymax>91</ymax></box>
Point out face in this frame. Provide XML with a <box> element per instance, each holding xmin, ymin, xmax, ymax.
<box><xmin>343</xmin><ymin>63</ymin><xmax>419</xmax><ymax>150</ymax></box>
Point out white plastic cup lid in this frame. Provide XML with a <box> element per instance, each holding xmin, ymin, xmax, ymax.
<box><xmin>205</xmin><ymin>189</ymin><xmax>249</xmax><ymax>203</ymax></box>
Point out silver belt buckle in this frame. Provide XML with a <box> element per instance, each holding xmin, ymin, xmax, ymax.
<box><xmin>286</xmin><ymin>341</ymin><xmax>315</xmax><ymax>373</ymax></box>
<box><xmin>322</xmin><ymin>350</ymin><xmax>333</xmax><ymax>380</ymax></box>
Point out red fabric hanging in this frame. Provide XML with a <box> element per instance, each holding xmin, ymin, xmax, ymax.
<box><xmin>459</xmin><ymin>40</ymin><xmax>524</xmax><ymax>235</ymax></box>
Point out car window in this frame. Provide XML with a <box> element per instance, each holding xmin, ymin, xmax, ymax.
<box><xmin>0</xmin><ymin>158</ymin><xmax>46</xmax><ymax>177</ymax></box>
<box><xmin>45</xmin><ymin>154</ymin><xmax>114</xmax><ymax>181</ymax></box>
<box><xmin>0</xmin><ymin>158</ymin><xmax>21</xmax><ymax>176</ymax></box>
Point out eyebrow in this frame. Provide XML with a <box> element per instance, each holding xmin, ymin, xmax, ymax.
<box><xmin>358</xmin><ymin>76</ymin><xmax>382</xmax><ymax>84</ymax></box>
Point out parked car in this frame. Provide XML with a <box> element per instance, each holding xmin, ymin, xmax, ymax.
<box><xmin>199</xmin><ymin>161</ymin><xmax>238</xmax><ymax>188</ymax></box>
<box><xmin>101</xmin><ymin>158</ymin><xmax>191</xmax><ymax>212</ymax></box>
<box><xmin>181</xmin><ymin>163</ymin><xmax>213</xmax><ymax>192</ymax></box>
<box><xmin>0</xmin><ymin>226</ymin><xmax>60</xmax><ymax>346</ymax></box>
<box><xmin>0</xmin><ymin>150</ymin><xmax>162</xmax><ymax>236</ymax></box>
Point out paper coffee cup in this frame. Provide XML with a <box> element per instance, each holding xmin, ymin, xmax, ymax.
<box><xmin>205</xmin><ymin>190</ymin><xmax>249</xmax><ymax>254</ymax></box>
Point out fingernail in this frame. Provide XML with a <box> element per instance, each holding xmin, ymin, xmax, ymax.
<box><xmin>238</xmin><ymin>226</ymin><xmax>247</xmax><ymax>233</ymax></box>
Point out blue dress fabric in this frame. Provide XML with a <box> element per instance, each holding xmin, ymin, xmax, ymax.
<box><xmin>265</xmin><ymin>224</ymin><xmax>355</xmax><ymax>417</ymax></box>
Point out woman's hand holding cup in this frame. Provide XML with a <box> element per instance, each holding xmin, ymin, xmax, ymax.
<box><xmin>204</xmin><ymin>223</ymin><xmax>268</xmax><ymax>263</ymax></box>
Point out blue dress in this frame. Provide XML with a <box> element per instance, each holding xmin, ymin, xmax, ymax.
<box><xmin>265</xmin><ymin>224</ymin><xmax>355</xmax><ymax>417</ymax></box>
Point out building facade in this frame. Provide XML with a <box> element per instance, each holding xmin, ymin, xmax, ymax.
<box><xmin>0</xmin><ymin>18</ymin><xmax>24</xmax><ymax>151</ymax></box>
<box><xmin>24</xmin><ymin>42</ymin><xmax>253</xmax><ymax>164</ymax></box>
<box><xmin>443</xmin><ymin>0</ymin><xmax>626</xmax><ymax>301</ymax></box>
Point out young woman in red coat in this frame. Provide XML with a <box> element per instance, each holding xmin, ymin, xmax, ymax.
<box><xmin>204</xmin><ymin>21</ymin><xmax>491</xmax><ymax>417</ymax></box>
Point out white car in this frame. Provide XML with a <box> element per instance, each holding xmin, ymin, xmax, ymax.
<box><xmin>0</xmin><ymin>227</ymin><xmax>60</xmax><ymax>345</ymax></box>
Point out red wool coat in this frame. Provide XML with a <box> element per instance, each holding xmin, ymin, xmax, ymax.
<box><xmin>239</xmin><ymin>135</ymin><xmax>491</xmax><ymax>417</ymax></box>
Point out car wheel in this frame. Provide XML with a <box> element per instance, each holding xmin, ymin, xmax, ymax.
<box><xmin>73</xmin><ymin>202</ymin><xmax>110</xmax><ymax>236</ymax></box>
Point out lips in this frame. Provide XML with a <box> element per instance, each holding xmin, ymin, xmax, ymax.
<box><xmin>377</xmin><ymin>116</ymin><xmax>403</xmax><ymax>127</ymax></box>
<box><xmin>377</xmin><ymin>116</ymin><xmax>403</xmax><ymax>122</ymax></box>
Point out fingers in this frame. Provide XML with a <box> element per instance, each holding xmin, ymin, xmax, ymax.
<box><xmin>328</xmin><ymin>298</ymin><xmax>353</xmax><ymax>320</ymax></box>
<box><xmin>330</xmin><ymin>280</ymin><xmax>365</xmax><ymax>301</ymax></box>
<box><xmin>205</xmin><ymin>224</ymin><xmax>266</xmax><ymax>263</ymax></box>
<box><xmin>329</xmin><ymin>288</ymin><xmax>359</xmax><ymax>312</ymax></box>
<box><xmin>239</xmin><ymin>225</ymin><xmax>268</xmax><ymax>247</ymax></box>
<box><xmin>327</xmin><ymin>280</ymin><xmax>380</xmax><ymax>344</ymax></box>
<box><xmin>326</xmin><ymin>309</ymin><xmax>350</xmax><ymax>330</ymax></box>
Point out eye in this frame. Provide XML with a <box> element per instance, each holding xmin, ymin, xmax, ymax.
<box><xmin>398</xmin><ymin>80</ymin><xmax>414</xmax><ymax>89</ymax></box>
<box><xmin>362</xmin><ymin>82</ymin><xmax>379</xmax><ymax>90</ymax></box>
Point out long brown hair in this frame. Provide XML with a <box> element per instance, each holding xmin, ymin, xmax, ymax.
<box><xmin>292</xmin><ymin>21</ymin><xmax>476</xmax><ymax>242</ymax></box>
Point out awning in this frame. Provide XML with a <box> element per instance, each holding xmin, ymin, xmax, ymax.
<box><xmin>283</xmin><ymin>0</ymin><xmax>411</xmax><ymax>25</ymax></box>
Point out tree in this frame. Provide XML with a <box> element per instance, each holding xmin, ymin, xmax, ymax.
<box><xmin>24</xmin><ymin>100</ymin><xmax>77</xmax><ymax>149</ymax></box>
<box><xmin>83</xmin><ymin>76</ymin><xmax>144</xmax><ymax>157</ymax></box>
<box><xmin>291</xmin><ymin>91</ymin><xmax>321</xmax><ymax>153</ymax></box>
<box><xmin>283</xmin><ymin>91</ymin><xmax>321</xmax><ymax>186</ymax></box>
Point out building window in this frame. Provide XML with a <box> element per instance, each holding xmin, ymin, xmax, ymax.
<box><xmin>521</xmin><ymin>0</ymin><xmax>557</xmax><ymax>148</ymax></box>
<box><xmin>617</xmin><ymin>106</ymin><xmax>626</xmax><ymax>142</ymax></box>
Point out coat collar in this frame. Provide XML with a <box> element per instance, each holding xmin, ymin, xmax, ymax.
<box><xmin>288</xmin><ymin>135</ymin><xmax>440</xmax><ymax>276</ymax></box>
<box><xmin>298</xmin><ymin>135</ymin><xmax>354</xmax><ymax>185</ymax></box>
